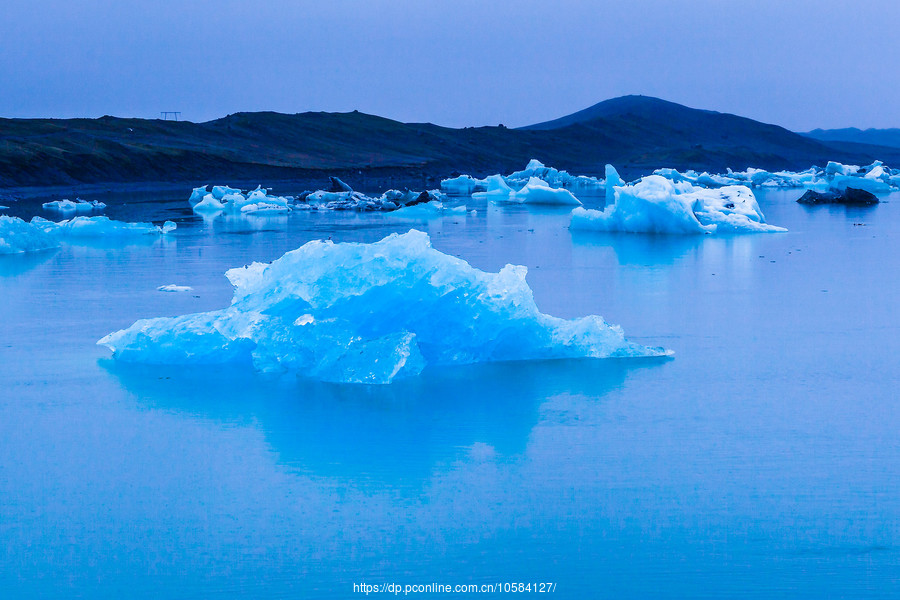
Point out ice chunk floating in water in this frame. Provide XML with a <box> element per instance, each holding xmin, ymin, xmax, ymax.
<box><xmin>98</xmin><ymin>230</ymin><xmax>669</xmax><ymax>384</ymax></box>
<box><xmin>1</xmin><ymin>216</ymin><xmax>175</xmax><ymax>254</ymax></box>
<box><xmin>31</xmin><ymin>216</ymin><xmax>176</xmax><ymax>237</ymax></box>
<box><xmin>506</xmin><ymin>178</ymin><xmax>582</xmax><ymax>206</ymax></box>
<box><xmin>571</xmin><ymin>167</ymin><xmax>786</xmax><ymax>234</ymax></box>
<box><xmin>42</xmin><ymin>199</ymin><xmax>106</xmax><ymax>212</ymax></box>
<box><xmin>0</xmin><ymin>216</ymin><xmax>60</xmax><ymax>254</ymax></box>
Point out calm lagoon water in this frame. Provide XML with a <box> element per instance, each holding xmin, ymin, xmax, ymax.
<box><xmin>1</xmin><ymin>190</ymin><xmax>899</xmax><ymax>598</ymax></box>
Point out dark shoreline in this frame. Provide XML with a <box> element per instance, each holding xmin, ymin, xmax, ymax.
<box><xmin>0</xmin><ymin>173</ymin><xmax>446</xmax><ymax>203</ymax></box>
<box><xmin>6</xmin><ymin>97</ymin><xmax>900</xmax><ymax>196</ymax></box>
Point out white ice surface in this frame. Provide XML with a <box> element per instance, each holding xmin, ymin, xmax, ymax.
<box><xmin>0</xmin><ymin>216</ymin><xmax>60</xmax><ymax>254</ymax></box>
<box><xmin>158</xmin><ymin>285</ymin><xmax>193</xmax><ymax>292</ymax></box>
<box><xmin>571</xmin><ymin>169</ymin><xmax>786</xmax><ymax>234</ymax></box>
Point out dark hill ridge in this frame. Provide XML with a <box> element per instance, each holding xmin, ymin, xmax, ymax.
<box><xmin>521</xmin><ymin>95</ymin><xmax>855</xmax><ymax>166</ymax></box>
<box><xmin>2</xmin><ymin>96</ymin><xmax>899</xmax><ymax>189</ymax></box>
<box><xmin>803</xmin><ymin>127</ymin><xmax>900</xmax><ymax>149</ymax></box>
<box><xmin>522</xmin><ymin>95</ymin><xmax>721</xmax><ymax>129</ymax></box>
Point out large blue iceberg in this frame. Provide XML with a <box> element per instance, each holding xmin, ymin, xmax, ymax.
<box><xmin>571</xmin><ymin>167</ymin><xmax>786</xmax><ymax>234</ymax></box>
<box><xmin>98</xmin><ymin>230</ymin><xmax>669</xmax><ymax>384</ymax></box>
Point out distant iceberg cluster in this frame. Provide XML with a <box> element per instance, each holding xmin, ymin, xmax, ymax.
<box><xmin>190</xmin><ymin>185</ymin><xmax>293</xmax><ymax>214</ymax></box>
<box><xmin>571</xmin><ymin>166</ymin><xmax>786</xmax><ymax>234</ymax></box>
<box><xmin>189</xmin><ymin>180</ymin><xmax>449</xmax><ymax>215</ymax></box>
<box><xmin>443</xmin><ymin>159</ymin><xmax>601</xmax><ymax>202</ymax></box>
<box><xmin>43</xmin><ymin>199</ymin><xmax>107</xmax><ymax>212</ymax></box>
<box><xmin>98</xmin><ymin>230</ymin><xmax>669</xmax><ymax>384</ymax></box>
<box><xmin>652</xmin><ymin>161</ymin><xmax>900</xmax><ymax>194</ymax></box>
<box><xmin>445</xmin><ymin>158</ymin><xmax>900</xmax><ymax>208</ymax></box>
<box><xmin>0</xmin><ymin>215</ymin><xmax>175</xmax><ymax>254</ymax></box>
<box><xmin>190</xmin><ymin>159</ymin><xmax>898</xmax><ymax>224</ymax></box>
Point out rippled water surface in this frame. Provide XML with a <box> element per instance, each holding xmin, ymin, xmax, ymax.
<box><xmin>1</xmin><ymin>190</ymin><xmax>898</xmax><ymax>598</ymax></box>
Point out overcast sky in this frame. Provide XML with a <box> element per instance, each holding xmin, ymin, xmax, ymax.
<box><xmin>1</xmin><ymin>0</ymin><xmax>898</xmax><ymax>130</ymax></box>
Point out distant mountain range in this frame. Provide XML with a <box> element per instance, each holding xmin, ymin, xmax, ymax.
<box><xmin>2</xmin><ymin>95</ymin><xmax>899</xmax><ymax>189</ymax></box>
<box><xmin>802</xmin><ymin>127</ymin><xmax>900</xmax><ymax>150</ymax></box>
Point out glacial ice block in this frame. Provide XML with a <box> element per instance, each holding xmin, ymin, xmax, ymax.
<box><xmin>504</xmin><ymin>159</ymin><xmax>599</xmax><ymax>190</ymax></box>
<box><xmin>42</xmin><ymin>199</ymin><xmax>106</xmax><ymax>212</ymax></box>
<box><xmin>571</xmin><ymin>172</ymin><xmax>786</xmax><ymax>234</ymax></box>
<box><xmin>189</xmin><ymin>186</ymin><xmax>209</xmax><ymax>206</ymax></box>
<box><xmin>31</xmin><ymin>216</ymin><xmax>176</xmax><ymax>237</ymax></box>
<box><xmin>652</xmin><ymin>166</ymin><xmax>833</xmax><ymax>190</ymax></box>
<box><xmin>441</xmin><ymin>175</ymin><xmax>487</xmax><ymax>196</ymax></box>
<box><xmin>471</xmin><ymin>175</ymin><xmax>514</xmax><ymax>200</ymax></box>
<box><xmin>0</xmin><ymin>216</ymin><xmax>60</xmax><ymax>254</ymax></box>
<box><xmin>605</xmin><ymin>164</ymin><xmax>624</xmax><ymax>197</ymax></box>
<box><xmin>829</xmin><ymin>174</ymin><xmax>892</xmax><ymax>195</ymax></box>
<box><xmin>98</xmin><ymin>230</ymin><xmax>669</xmax><ymax>384</ymax></box>
<box><xmin>506</xmin><ymin>178</ymin><xmax>582</xmax><ymax>206</ymax></box>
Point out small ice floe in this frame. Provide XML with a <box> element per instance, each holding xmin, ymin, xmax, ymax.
<box><xmin>157</xmin><ymin>284</ymin><xmax>193</xmax><ymax>293</ymax></box>
<box><xmin>390</xmin><ymin>201</ymin><xmax>467</xmax><ymax>219</ymax></box>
